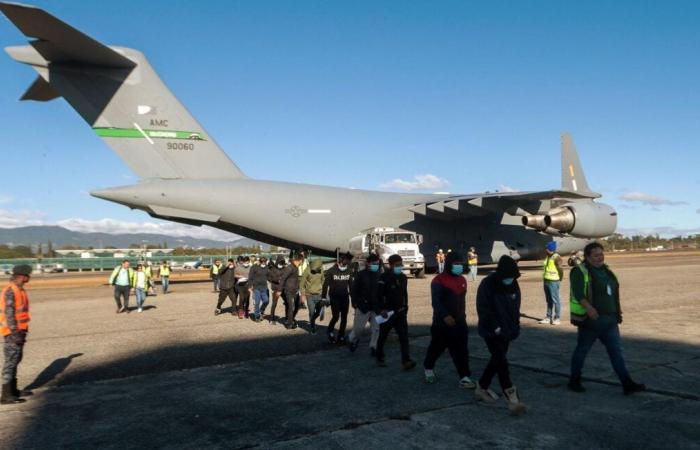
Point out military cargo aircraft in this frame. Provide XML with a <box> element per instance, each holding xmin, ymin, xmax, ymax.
<box><xmin>0</xmin><ymin>3</ymin><xmax>617</xmax><ymax>274</ymax></box>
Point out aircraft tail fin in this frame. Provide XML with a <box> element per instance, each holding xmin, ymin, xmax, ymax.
<box><xmin>1</xmin><ymin>2</ymin><xmax>247</xmax><ymax>180</ymax></box>
<box><xmin>560</xmin><ymin>132</ymin><xmax>595</xmax><ymax>195</ymax></box>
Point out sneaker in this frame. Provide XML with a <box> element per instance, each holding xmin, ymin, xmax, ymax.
<box><xmin>270</xmin><ymin>317</ymin><xmax>277</xmax><ymax>326</ymax></box>
<box><xmin>337</xmin><ymin>336</ymin><xmax>346</xmax><ymax>346</ymax></box>
<box><xmin>424</xmin><ymin>370</ymin><xmax>437</xmax><ymax>384</ymax></box>
<box><xmin>310</xmin><ymin>325</ymin><xmax>317</xmax><ymax>335</ymax></box>
<box><xmin>376</xmin><ymin>359</ymin><xmax>387</xmax><ymax>367</ymax></box>
<box><xmin>348</xmin><ymin>341</ymin><xmax>358</xmax><ymax>353</ymax></box>
<box><xmin>459</xmin><ymin>376</ymin><xmax>476</xmax><ymax>389</ymax></box>
<box><xmin>552</xmin><ymin>318</ymin><xmax>561</xmax><ymax>325</ymax></box>
<box><xmin>118</xmin><ymin>306</ymin><xmax>126</xmax><ymax>314</ymax></box>
<box><xmin>567</xmin><ymin>377</ymin><xmax>586</xmax><ymax>393</ymax></box>
<box><xmin>622</xmin><ymin>378</ymin><xmax>646</xmax><ymax>395</ymax></box>
<box><xmin>401</xmin><ymin>360</ymin><xmax>417</xmax><ymax>371</ymax></box>
<box><xmin>214</xmin><ymin>308</ymin><xmax>222</xmax><ymax>316</ymax></box>
<box><xmin>503</xmin><ymin>386</ymin><xmax>528</xmax><ymax>416</ymax></box>
<box><xmin>475</xmin><ymin>386</ymin><xmax>499</xmax><ymax>403</ymax></box>
<box><xmin>138</xmin><ymin>308</ymin><xmax>143</xmax><ymax>313</ymax></box>
<box><xmin>538</xmin><ymin>317</ymin><xmax>552</xmax><ymax>324</ymax></box>
<box><xmin>327</xmin><ymin>332</ymin><xmax>336</xmax><ymax>344</ymax></box>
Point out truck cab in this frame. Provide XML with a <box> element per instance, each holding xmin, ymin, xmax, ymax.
<box><xmin>349</xmin><ymin>227</ymin><xmax>425</xmax><ymax>278</ymax></box>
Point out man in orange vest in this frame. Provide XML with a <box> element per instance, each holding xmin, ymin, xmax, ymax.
<box><xmin>1</xmin><ymin>264</ymin><xmax>32</xmax><ymax>405</ymax></box>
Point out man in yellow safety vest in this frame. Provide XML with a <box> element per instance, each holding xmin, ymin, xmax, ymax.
<box><xmin>160</xmin><ymin>261</ymin><xmax>171</xmax><ymax>294</ymax></box>
<box><xmin>540</xmin><ymin>241</ymin><xmax>563</xmax><ymax>325</ymax></box>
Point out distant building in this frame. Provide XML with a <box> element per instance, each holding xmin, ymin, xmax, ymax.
<box><xmin>55</xmin><ymin>248</ymin><xmax>175</xmax><ymax>258</ymax></box>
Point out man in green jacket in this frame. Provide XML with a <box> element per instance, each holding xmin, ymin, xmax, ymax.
<box><xmin>109</xmin><ymin>260</ymin><xmax>134</xmax><ymax>313</ymax></box>
<box><xmin>568</xmin><ymin>242</ymin><xmax>645</xmax><ymax>395</ymax></box>
<box><xmin>300</xmin><ymin>258</ymin><xmax>324</xmax><ymax>334</ymax></box>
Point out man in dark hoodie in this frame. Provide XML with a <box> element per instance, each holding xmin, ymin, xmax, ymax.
<box><xmin>423</xmin><ymin>251</ymin><xmax>475</xmax><ymax>389</ymax></box>
<box><xmin>279</xmin><ymin>254</ymin><xmax>303</xmax><ymax>329</ymax></box>
<box><xmin>348</xmin><ymin>253</ymin><xmax>382</xmax><ymax>354</ymax></box>
<box><xmin>375</xmin><ymin>254</ymin><xmax>416</xmax><ymax>370</ymax></box>
<box><xmin>322</xmin><ymin>252</ymin><xmax>353</xmax><ymax>344</ymax></box>
<box><xmin>248</xmin><ymin>257</ymin><xmax>269</xmax><ymax>322</ymax></box>
<box><xmin>300</xmin><ymin>258</ymin><xmax>325</xmax><ymax>334</ymax></box>
<box><xmin>215</xmin><ymin>259</ymin><xmax>237</xmax><ymax>316</ymax></box>
<box><xmin>267</xmin><ymin>255</ymin><xmax>286</xmax><ymax>324</ymax></box>
<box><xmin>475</xmin><ymin>255</ymin><xmax>527</xmax><ymax>415</ymax></box>
<box><xmin>234</xmin><ymin>256</ymin><xmax>252</xmax><ymax>319</ymax></box>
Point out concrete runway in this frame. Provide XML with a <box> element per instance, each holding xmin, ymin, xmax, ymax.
<box><xmin>1</xmin><ymin>252</ymin><xmax>699</xmax><ymax>449</ymax></box>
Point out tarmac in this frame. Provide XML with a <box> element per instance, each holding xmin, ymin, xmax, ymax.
<box><xmin>0</xmin><ymin>252</ymin><xmax>698</xmax><ymax>449</ymax></box>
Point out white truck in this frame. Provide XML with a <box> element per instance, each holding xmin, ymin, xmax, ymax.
<box><xmin>349</xmin><ymin>227</ymin><xmax>425</xmax><ymax>278</ymax></box>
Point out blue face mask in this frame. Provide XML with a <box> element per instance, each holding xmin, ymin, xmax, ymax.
<box><xmin>502</xmin><ymin>277</ymin><xmax>514</xmax><ymax>286</ymax></box>
<box><xmin>450</xmin><ymin>265</ymin><xmax>464</xmax><ymax>276</ymax></box>
<box><xmin>393</xmin><ymin>266</ymin><xmax>403</xmax><ymax>275</ymax></box>
<box><xmin>369</xmin><ymin>264</ymin><xmax>380</xmax><ymax>273</ymax></box>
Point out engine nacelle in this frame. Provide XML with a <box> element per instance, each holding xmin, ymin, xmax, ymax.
<box><xmin>521</xmin><ymin>214</ymin><xmax>547</xmax><ymax>231</ymax></box>
<box><xmin>545</xmin><ymin>202</ymin><xmax>617</xmax><ymax>238</ymax></box>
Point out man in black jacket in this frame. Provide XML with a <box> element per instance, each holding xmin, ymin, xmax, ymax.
<box><xmin>348</xmin><ymin>253</ymin><xmax>381</xmax><ymax>354</ymax></box>
<box><xmin>475</xmin><ymin>255</ymin><xmax>527</xmax><ymax>415</ymax></box>
<box><xmin>248</xmin><ymin>257</ymin><xmax>269</xmax><ymax>322</ymax></box>
<box><xmin>215</xmin><ymin>259</ymin><xmax>237</xmax><ymax>316</ymax></box>
<box><xmin>279</xmin><ymin>254</ymin><xmax>303</xmax><ymax>329</ymax></box>
<box><xmin>322</xmin><ymin>252</ymin><xmax>353</xmax><ymax>344</ymax></box>
<box><xmin>375</xmin><ymin>254</ymin><xmax>415</xmax><ymax>370</ymax></box>
<box><xmin>267</xmin><ymin>255</ymin><xmax>286</xmax><ymax>324</ymax></box>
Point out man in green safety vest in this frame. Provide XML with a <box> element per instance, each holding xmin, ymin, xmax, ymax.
<box><xmin>109</xmin><ymin>260</ymin><xmax>135</xmax><ymax>313</ymax></box>
<box><xmin>210</xmin><ymin>260</ymin><xmax>222</xmax><ymax>293</ymax></box>
<box><xmin>568</xmin><ymin>242</ymin><xmax>646</xmax><ymax>395</ymax></box>
<box><xmin>160</xmin><ymin>260</ymin><xmax>171</xmax><ymax>294</ymax></box>
<box><xmin>539</xmin><ymin>241</ymin><xmax>563</xmax><ymax>325</ymax></box>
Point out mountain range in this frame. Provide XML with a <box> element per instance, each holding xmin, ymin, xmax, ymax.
<box><xmin>0</xmin><ymin>226</ymin><xmax>267</xmax><ymax>249</ymax></box>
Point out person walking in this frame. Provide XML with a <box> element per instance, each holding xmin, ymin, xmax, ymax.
<box><xmin>297</xmin><ymin>250</ymin><xmax>309</xmax><ymax>310</ymax></box>
<box><xmin>109</xmin><ymin>260</ymin><xmax>134</xmax><ymax>313</ymax></box>
<box><xmin>322</xmin><ymin>252</ymin><xmax>353</xmax><ymax>344</ymax></box>
<box><xmin>300</xmin><ymin>258</ymin><xmax>325</xmax><ymax>334</ymax></box>
<box><xmin>375</xmin><ymin>255</ymin><xmax>416</xmax><ymax>370</ymax></box>
<box><xmin>210</xmin><ymin>259</ymin><xmax>222</xmax><ymax>292</ymax></box>
<box><xmin>1</xmin><ymin>265</ymin><xmax>33</xmax><ymax>405</ymax></box>
<box><xmin>348</xmin><ymin>253</ymin><xmax>382</xmax><ymax>355</ymax></box>
<box><xmin>234</xmin><ymin>256</ymin><xmax>252</xmax><ymax>319</ymax></box>
<box><xmin>267</xmin><ymin>256</ymin><xmax>287</xmax><ymax>325</ymax></box>
<box><xmin>423</xmin><ymin>252</ymin><xmax>475</xmax><ymax>388</ymax></box>
<box><xmin>467</xmin><ymin>247</ymin><xmax>478</xmax><ymax>282</ymax></box>
<box><xmin>540</xmin><ymin>241</ymin><xmax>563</xmax><ymax>325</ymax></box>
<box><xmin>279</xmin><ymin>254</ymin><xmax>303</xmax><ymax>329</ymax></box>
<box><xmin>248</xmin><ymin>257</ymin><xmax>269</xmax><ymax>322</ymax></box>
<box><xmin>132</xmin><ymin>264</ymin><xmax>150</xmax><ymax>313</ymax></box>
<box><xmin>568</xmin><ymin>242</ymin><xmax>646</xmax><ymax>395</ymax></box>
<box><xmin>474</xmin><ymin>255</ymin><xmax>527</xmax><ymax>415</ymax></box>
<box><xmin>436</xmin><ymin>249</ymin><xmax>445</xmax><ymax>274</ymax></box>
<box><xmin>159</xmin><ymin>260</ymin><xmax>171</xmax><ymax>294</ymax></box>
<box><xmin>144</xmin><ymin>262</ymin><xmax>156</xmax><ymax>296</ymax></box>
<box><xmin>215</xmin><ymin>259</ymin><xmax>237</xmax><ymax>316</ymax></box>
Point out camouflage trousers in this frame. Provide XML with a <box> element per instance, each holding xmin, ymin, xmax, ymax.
<box><xmin>2</xmin><ymin>337</ymin><xmax>24</xmax><ymax>384</ymax></box>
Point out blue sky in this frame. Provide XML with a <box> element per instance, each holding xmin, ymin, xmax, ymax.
<box><xmin>0</xmin><ymin>0</ymin><xmax>698</xmax><ymax>239</ymax></box>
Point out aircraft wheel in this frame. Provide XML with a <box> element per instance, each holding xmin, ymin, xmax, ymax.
<box><xmin>414</xmin><ymin>268</ymin><xmax>426</xmax><ymax>279</ymax></box>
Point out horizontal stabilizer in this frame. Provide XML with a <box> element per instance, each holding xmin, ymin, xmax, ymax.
<box><xmin>0</xmin><ymin>2</ymin><xmax>135</xmax><ymax>68</ymax></box>
<box><xmin>20</xmin><ymin>75</ymin><xmax>59</xmax><ymax>101</ymax></box>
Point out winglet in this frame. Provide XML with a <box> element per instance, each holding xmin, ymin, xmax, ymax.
<box><xmin>561</xmin><ymin>132</ymin><xmax>595</xmax><ymax>195</ymax></box>
<box><xmin>0</xmin><ymin>1</ymin><xmax>135</xmax><ymax>68</ymax></box>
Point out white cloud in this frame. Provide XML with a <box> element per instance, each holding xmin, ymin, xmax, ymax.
<box><xmin>56</xmin><ymin>218</ymin><xmax>240</xmax><ymax>241</ymax></box>
<box><xmin>497</xmin><ymin>184</ymin><xmax>518</xmax><ymax>193</ymax></box>
<box><xmin>380</xmin><ymin>174</ymin><xmax>449</xmax><ymax>191</ymax></box>
<box><xmin>0</xmin><ymin>209</ymin><xmax>47</xmax><ymax>228</ymax></box>
<box><xmin>617</xmin><ymin>226</ymin><xmax>700</xmax><ymax>238</ymax></box>
<box><xmin>618</xmin><ymin>191</ymin><xmax>687</xmax><ymax>206</ymax></box>
<box><xmin>0</xmin><ymin>195</ymin><xmax>14</xmax><ymax>205</ymax></box>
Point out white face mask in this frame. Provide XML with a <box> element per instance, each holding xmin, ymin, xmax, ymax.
<box><xmin>338</xmin><ymin>265</ymin><xmax>347</xmax><ymax>271</ymax></box>
<box><xmin>277</xmin><ymin>264</ymin><xmax>284</xmax><ymax>268</ymax></box>
<box><xmin>243</xmin><ymin>263</ymin><xmax>251</xmax><ymax>268</ymax></box>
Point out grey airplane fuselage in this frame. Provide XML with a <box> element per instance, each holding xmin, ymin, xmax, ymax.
<box><xmin>93</xmin><ymin>178</ymin><xmax>590</xmax><ymax>265</ymax></box>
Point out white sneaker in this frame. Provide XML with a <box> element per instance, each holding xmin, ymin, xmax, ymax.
<box><xmin>475</xmin><ymin>386</ymin><xmax>499</xmax><ymax>403</ymax></box>
<box><xmin>552</xmin><ymin>318</ymin><xmax>561</xmax><ymax>325</ymax></box>
<box><xmin>138</xmin><ymin>308</ymin><xmax>143</xmax><ymax>313</ymax></box>
<box><xmin>538</xmin><ymin>318</ymin><xmax>552</xmax><ymax>324</ymax></box>
<box><xmin>458</xmin><ymin>376</ymin><xmax>476</xmax><ymax>389</ymax></box>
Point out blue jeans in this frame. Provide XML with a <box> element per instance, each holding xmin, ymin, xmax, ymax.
<box><xmin>543</xmin><ymin>280</ymin><xmax>561</xmax><ymax>319</ymax></box>
<box><xmin>213</xmin><ymin>277</ymin><xmax>220</xmax><ymax>292</ymax></box>
<box><xmin>161</xmin><ymin>276</ymin><xmax>169</xmax><ymax>294</ymax></box>
<box><xmin>253</xmin><ymin>288</ymin><xmax>269</xmax><ymax>317</ymax></box>
<box><xmin>438</xmin><ymin>263</ymin><xmax>444</xmax><ymax>273</ymax></box>
<box><xmin>570</xmin><ymin>314</ymin><xmax>629</xmax><ymax>382</ymax></box>
<box><xmin>468</xmin><ymin>265</ymin><xmax>477</xmax><ymax>282</ymax></box>
<box><xmin>135</xmin><ymin>288</ymin><xmax>146</xmax><ymax>308</ymax></box>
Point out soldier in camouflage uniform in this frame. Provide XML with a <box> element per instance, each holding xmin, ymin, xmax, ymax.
<box><xmin>1</xmin><ymin>264</ymin><xmax>33</xmax><ymax>405</ymax></box>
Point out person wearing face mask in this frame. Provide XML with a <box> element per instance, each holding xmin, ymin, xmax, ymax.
<box><xmin>267</xmin><ymin>255</ymin><xmax>287</xmax><ymax>325</ymax></box>
<box><xmin>300</xmin><ymin>258</ymin><xmax>325</xmax><ymax>334</ymax></box>
<box><xmin>215</xmin><ymin>259</ymin><xmax>237</xmax><ymax>316</ymax></box>
<box><xmin>348</xmin><ymin>253</ymin><xmax>382</xmax><ymax>355</ymax></box>
<box><xmin>248</xmin><ymin>257</ymin><xmax>269</xmax><ymax>322</ymax></box>
<box><xmin>279</xmin><ymin>253</ymin><xmax>304</xmax><ymax>329</ymax></box>
<box><xmin>375</xmin><ymin>254</ymin><xmax>415</xmax><ymax>370</ymax></box>
<box><xmin>475</xmin><ymin>255</ymin><xmax>527</xmax><ymax>415</ymax></box>
<box><xmin>234</xmin><ymin>256</ymin><xmax>252</xmax><ymax>319</ymax></box>
<box><xmin>322</xmin><ymin>252</ymin><xmax>354</xmax><ymax>344</ymax></box>
<box><xmin>423</xmin><ymin>252</ymin><xmax>475</xmax><ymax>389</ymax></box>
<box><xmin>568</xmin><ymin>242</ymin><xmax>645</xmax><ymax>395</ymax></box>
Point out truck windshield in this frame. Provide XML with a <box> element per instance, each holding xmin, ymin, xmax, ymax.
<box><xmin>384</xmin><ymin>233</ymin><xmax>415</xmax><ymax>244</ymax></box>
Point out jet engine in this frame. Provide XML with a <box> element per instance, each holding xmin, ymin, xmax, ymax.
<box><xmin>522</xmin><ymin>202</ymin><xmax>617</xmax><ymax>238</ymax></box>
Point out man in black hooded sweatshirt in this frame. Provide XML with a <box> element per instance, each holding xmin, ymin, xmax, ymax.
<box><xmin>475</xmin><ymin>255</ymin><xmax>527</xmax><ymax>415</ymax></box>
<box><xmin>322</xmin><ymin>252</ymin><xmax>353</xmax><ymax>344</ymax></box>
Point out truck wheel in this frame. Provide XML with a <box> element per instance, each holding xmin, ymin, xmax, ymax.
<box><xmin>414</xmin><ymin>268</ymin><xmax>426</xmax><ymax>279</ymax></box>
